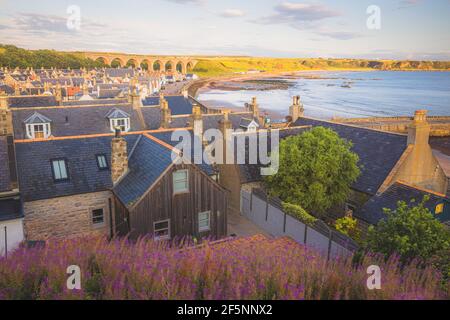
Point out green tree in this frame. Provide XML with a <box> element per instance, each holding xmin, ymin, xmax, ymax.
<box><xmin>264</xmin><ymin>127</ymin><xmax>360</xmax><ymax>217</ymax></box>
<box><xmin>366</xmin><ymin>197</ymin><xmax>450</xmax><ymax>264</ymax></box>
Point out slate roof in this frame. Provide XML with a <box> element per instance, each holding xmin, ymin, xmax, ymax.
<box><xmin>294</xmin><ymin>117</ymin><xmax>408</xmax><ymax>195</ymax></box>
<box><xmin>105</xmin><ymin>68</ymin><xmax>135</xmax><ymax>78</ymax></box>
<box><xmin>15</xmin><ymin>133</ymin><xmax>214</xmax><ymax>205</ymax></box>
<box><xmin>62</xmin><ymin>98</ymin><xmax>128</xmax><ymax>106</ymax></box>
<box><xmin>143</xmin><ymin>96</ymin><xmax>194</xmax><ymax>115</ymax></box>
<box><xmin>113</xmin><ymin>136</ymin><xmax>174</xmax><ymax>206</ymax></box>
<box><xmin>0</xmin><ymin>136</ymin><xmax>11</xmax><ymax>192</ymax></box>
<box><xmin>8</xmin><ymin>96</ymin><xmax>58</xmax><ymax>108</ymax></box>
<box><xmin>239</xmin><ymin>118</ymin><xmax>259</xmax><ymax>129</ymax></box>
<box><xmin>0</xmin><ymin>84</ymin><xmax>14</xmax><ymax>94</ymax></box>
<box><xmin>12</xmin><ymin>105</ymin><xmax>162</xmax><ymax>139</ymax></box>
<box><xmin>356</xmin><ymin>182</ymin><xmax>450</xmax><ymax>225</ymax></box>
<box><xmin>98</xmin><ymin>89</ymin><xmax>123</xmax><ymax>99</ymax></box>
<box><xmin>15</xmin><ymin>135</ymin><xmax>139</xmax><ymax>202</ymax></box>
<box><xmin>202</xmin><ymin>113</ymin><xmax>258</xmax><ymax>131</ymax></box>
<box><xmin>0</xmin><ymin>197</ymin><xmax>23</xmax><ymax>222</ymax></box>
<box><xmin>106</xmin><ymin>108</ymin><xmax>130</xmax><ymax>119</ymax></box>
<box><xmin>23</xmin><ymin>112</ymin><xmax>52</xmax><ymax>124</ymax></box>
<box><xmin>430</xmin><ymin>136</ymin><xmax>450</xmax><ymax>157</ymax></box>
<box><xmin>149</xmin><ymin>130</ymin><xmax>216</xmax><ymax>176</ymax></box>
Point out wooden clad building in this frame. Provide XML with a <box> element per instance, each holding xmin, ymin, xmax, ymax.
<box><xmin>114</xmin><ymin>163</ymin><xmax>227</xmax><ymax>239</ymax></box>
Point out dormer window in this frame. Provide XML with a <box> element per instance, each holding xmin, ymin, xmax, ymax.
<box><xmin>239</xmin><ymin>118</ymin><xmax>259</xmax><ymax>133</ymax></box>
<box><xmin>24</xmin><ymin>112</ymin><xmax>52</xmax><ymax>139</ymax></box>
<box><xmin>106</xmin><ymin>108</ymin><xmax>131</xmax><ymax>132</ymax></box>
<box><xmin>111</xmin><ymin>118</ymin><xmax>130</xmax><ymax>132</ymax></box>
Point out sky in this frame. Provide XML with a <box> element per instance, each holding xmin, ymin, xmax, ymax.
<box><xmin>0</xmin><ymin>0</ymin><xmax>449</xmax><ymax>60</ymax></box>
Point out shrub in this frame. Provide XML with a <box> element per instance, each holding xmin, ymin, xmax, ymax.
<box><xmin>335</xmin><ymin>216</ymin><xmax>361</xmax><ymax>242</ymax></box>
<box><xmin>282</xmin><ymin>202</ymin><xmax>317</xmax><ymax>226</ymax></box>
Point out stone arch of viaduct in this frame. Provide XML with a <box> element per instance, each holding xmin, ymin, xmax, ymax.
<box><xmin>83</xmin><ymin>52</ymin><xmax>198</xmax><ymax>73</ymax></box>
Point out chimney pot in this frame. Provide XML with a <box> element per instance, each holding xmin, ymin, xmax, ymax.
<box><xmin>414</xmin><ymin>110</ymin><xmax>427</xmax><ymax>122</ymax></box>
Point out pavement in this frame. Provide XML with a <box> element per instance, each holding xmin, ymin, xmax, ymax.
<box><xmin>227</xmin><ymin>209</ymin><xmax>271</xmax><ymax>238</ymax></box>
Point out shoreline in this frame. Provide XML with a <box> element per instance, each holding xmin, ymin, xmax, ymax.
<box><xmin>189</xmin><ymin>69</ymin><xmax>450</xmax><ymax>121</ymax></box>
<box><xmin>188</xmin><ymin>68</ymin><xmax>450</xmax><ymax>98</ymax></box>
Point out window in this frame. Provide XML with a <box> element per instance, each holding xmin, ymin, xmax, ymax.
<box><xmin>92</xmin><ymin>208</ymin><xmax>105</xmax><ymax>226</ymax></box>
<box><xmin>154</xmin><ymin>219</ymin><xmax>170</xmax><ymax>240</ymax></box>
<box><xmin>26</xmin><ymin>123</ymin><xmax>51</xmax><ymax>139</ymax></box>
<box><xmin>435</xmin><ymin>203</ymin><xmax>444</xmax><ymax>215</ymax></box>
<box><xmin>110</xmin><ymin>118</ymin><xmax>130</xmax><ymax>132</ymax></box>
<box><xmin>198</xmin><ymin>211</ymin><xmax>211</xmax><ymax>232</ymax></box>
<box><xmin>51</xmin><ymin>159</ymin><xmax>69</xmax><ymax>182</ymax></box>
<box><xmin>96</xmin><ymin>154</ymin><xmax>108</xmax><ymax>170</ymax></box>
<box><xmin>173</xmin><ymin>169</ymin><xmax>189</xmax><ymax>194</ymax></box>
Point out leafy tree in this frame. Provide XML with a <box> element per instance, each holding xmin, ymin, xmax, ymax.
<box><xmin>0</xmin><ymin>44</ymin><xmax>106</xmax><ymax>69</ymax></box>
<box><xmin>264</xmin><ymin>127</ymin><xmax>360</xmax><ymax>217</ymax></box>
<box><xmin>366</xmin><ymin>197</ymin><xmax>450</xmax><ymax>264</ymax></box>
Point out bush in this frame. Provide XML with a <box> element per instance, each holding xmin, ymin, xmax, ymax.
<box><xmin>335</xmin><ymin>216</ymin><xmax>361</xmax><ymax>242</ymax></box>
<box><xmin>282</xmin><ymin>202</ymin><xmax>317</xmax><ymax>226</ymax></box>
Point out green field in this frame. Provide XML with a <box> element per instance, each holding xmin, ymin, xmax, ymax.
<box><xmin>192</xmin><ymin>57</ymin><xmax>450</xmax><ymax>77</ymax></box>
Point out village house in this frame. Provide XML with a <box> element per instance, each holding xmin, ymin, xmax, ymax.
<box><xmin>218</xmin><ymin>96</ymin><xmax>450</xmax><ymax>229</ymax></box>
<box><xmin>13</xmin><ymin>129</ymin><xmax>227</xmax><ymax>241</ymax></box>
<box><xmin>0</xmin><ymin>135</ymin><xmax>24</xmax><ymax>255</ymax></box>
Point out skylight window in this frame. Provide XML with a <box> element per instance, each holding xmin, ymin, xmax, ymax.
<box><xmin>96</xmin><ymin>154</ymin><xmax>108</xmax><ymax>170</ymax></box>
<box><xmin>51</xmin><ymin>159</ymin><xmax>69</xmax><ymax>182</ymax></box>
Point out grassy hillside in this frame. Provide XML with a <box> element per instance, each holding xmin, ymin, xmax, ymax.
<box><xmin>0</xmin><ymin>235</ymin><xmax>446</xmax><ymax>300</ymax></box>
<box><xmin>1</xmin><ymin>44</ymin><xmax>448</xmax><ymax>77</ymax></box>
<box><xmin>193</xmin><ymin>57</ymin><xmax>450</xmax><ymax>78</ymax></box>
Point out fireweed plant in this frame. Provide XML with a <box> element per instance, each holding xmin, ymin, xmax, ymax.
<box><xmin>0</xmin><ymin>235</ymin><xmax>446</xmax><ymax>300</ymax></box>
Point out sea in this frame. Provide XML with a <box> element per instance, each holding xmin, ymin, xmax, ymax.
<box><xmin>197</xmin><ymin>71</ymin><xmax>450</xmax><ymax>120</ymax></box>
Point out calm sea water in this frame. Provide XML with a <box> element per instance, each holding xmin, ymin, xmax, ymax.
<box><xmin>197</xmin><ymin>71</ymin><xmax>450</xmax><ymax>120</ymax></box>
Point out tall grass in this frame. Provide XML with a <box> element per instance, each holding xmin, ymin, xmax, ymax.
<box><xmin>0</xmin><ymin>235</ymin><xmax>446</xmax><ymax>300</ymax></box>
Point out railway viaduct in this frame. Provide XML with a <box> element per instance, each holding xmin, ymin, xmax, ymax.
<box><xmin>82</xmin><ymin>52</ymin><xmax>198</xmax><ymax>73</ymax></box>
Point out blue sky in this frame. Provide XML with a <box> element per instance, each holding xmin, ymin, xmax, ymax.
<box><xmin>0</xmin><ymin>0</ymin><xmax>449</xmax><ymax>59</ymax></box>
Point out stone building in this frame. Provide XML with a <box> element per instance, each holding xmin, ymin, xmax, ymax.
<box><xmin>14</xmin><ymin>130</ymin><xmax>227</xmax><ymax>241</ymax></box>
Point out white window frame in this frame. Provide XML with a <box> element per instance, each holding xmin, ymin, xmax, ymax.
<box><xmin>26</xmin><ymin>123</ymin><xmax>51</xmax><ymax>139</ymax></box>
<box><xmin>198</xmin><ymin>211</ymin><xmax>211</xmax><ymax>232</ymax></box>
<box><xmin>173</xmin><ymin>169</ymin><xmax>189</xmax><ymax>194</ymax></box>
<box><xmin>51</xmin><ymin>159</ymin><xmax>69</xmax><ymax>181</ymax></box>
<box><xmin>154</xmin><ymin>219</ymin><xmax>170</xmax><ymax>240</ymax></box>
<box><xmin>96</xmin><ymin>154</ymin><xmax>108</xmax><ymax>170</ymax></box>
<box><xmin>109</xmin><ymin>117</ymin><xmax>130</xmax><ymax>132</ymax></box>
<box><xmin>91</xmin><ymin>208</ymin><xmax>105</xmax><ymax>227</ymax></box>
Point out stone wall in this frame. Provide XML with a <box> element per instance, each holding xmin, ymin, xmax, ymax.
<box><xmin>23</xmin><ymin>191</ymin><xmax>114</xmax><ymax>241</ymax></box>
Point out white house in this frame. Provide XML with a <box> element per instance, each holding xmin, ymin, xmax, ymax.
<box><xmin>0</xmin><ymin>196</ymin><xmax>24</xmax><ymax>256</ymax></box>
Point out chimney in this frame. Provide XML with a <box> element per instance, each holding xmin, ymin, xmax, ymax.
<box><xmin>407</xmin><ymin>110</ymin><xmax>430</xmax><ymax>146</ymax></box>
<box><xmin>0</xmin><ymin>94</ymin><xmax>8</xmax><ymax>110</ymax></box>
<box><xmin>192</xmin><ymin>103</ymin><xmax>203</xmax><ymax>142</ymax></box>
<box><xmin>289</xmin><ymin>95</ymin><xmax>304</xmax><ymax>123</ymax></box>
<box><xmin>55</xmin><ymin>83</ymin><xmax>63</xmax><ymax>105</ymax></box>
<box><xmin>250</xmin><ymin>97</ymin><xmax>259</xmax><ymax>119</ymax></box>
<box><xmin>82</xmin><ymin>81</ymin><xmax>89</xmax><ymax>96</ymax></box>
<box><xmin>218</xmin><ymin>111</ymin><xmax>233</xmax><ymax>165</ymax></box>
<box><xmin>128</xmin><ymin>78</ymin><xmax>147</xmax><ymax>130</ymax></box>
<box><xmin>160</xmin><ymin>94</ymin><xmax>171</xmax><ymax>129</ymax></box>
<box><xmin>391</xmin><ymin>109</ymin><xmax>446</xmax><ymax>194</ymax></box>
<box><xmin>111</xmin><ymin>129</ymin><xmax>128</xmax><ymax>184</ymax></box>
